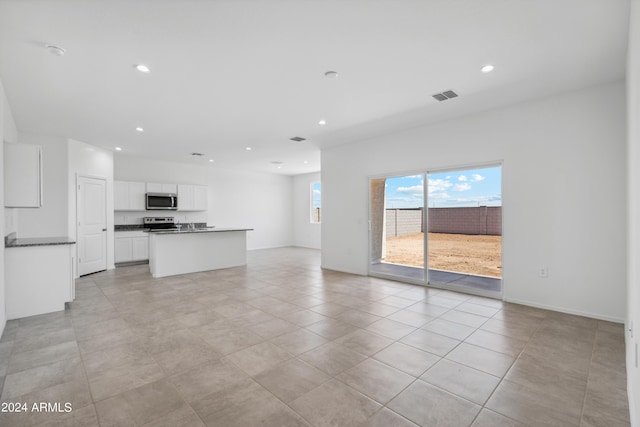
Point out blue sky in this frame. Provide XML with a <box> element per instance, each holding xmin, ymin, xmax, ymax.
<box><xmin>312</xmin><ymin>181</ymin><xmax>321</xmax><ymax>208</ymax></box>
<box><xmin>384</xmin><ymin>166</ymin><xmax>502</xmax><ymax>208</ymax></box>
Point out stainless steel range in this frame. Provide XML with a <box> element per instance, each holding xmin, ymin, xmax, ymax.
<box><xmin>143</xmin><ymin>217</ymin><xmax>178</xmax><ymax>231</ymax></box>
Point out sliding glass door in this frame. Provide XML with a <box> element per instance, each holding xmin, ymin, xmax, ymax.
<box><xmin>369</xmin><ymin>164</ymin><xmax>502</xmax><ymax>297</ymax></box>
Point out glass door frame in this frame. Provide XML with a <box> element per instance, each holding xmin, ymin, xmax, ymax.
<box><xmin>367</xmin><ymin>161</ymin><xmax>503</xmax><ymax>299</ymax></box>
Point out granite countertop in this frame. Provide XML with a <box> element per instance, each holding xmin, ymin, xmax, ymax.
<box><xmin>146</xmin><ymin>227</ymin><xmax>253</xmax><ymax>235</ymax></box>
<box><xmin>115</xmin><ymin>225</ymin><xmax>148</xmax><ymax>231</ymax></box>
<box><xmin>115</xmin><ymin>222</ymin><xmax>207</xmax><ymax>232</ymax></box>
<box><xmin>5</xmin><ymin>234</ymin><xmax>76</xmax><ymax>248</ymax></box>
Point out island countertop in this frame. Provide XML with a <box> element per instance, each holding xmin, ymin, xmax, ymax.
<box><xmin>146</xmin><ymin>227</ymin><xmax>253</xmax><ymax>235</ymax></box>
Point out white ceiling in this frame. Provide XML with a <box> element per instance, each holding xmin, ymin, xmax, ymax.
<box><xmin>0</xmin><ymin>0</ymin><xmax>630</xmax><ymax>175</ymax></box>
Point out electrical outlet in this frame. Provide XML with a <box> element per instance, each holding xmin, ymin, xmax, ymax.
<box><xmin>538</xmin><ymin>266</ymin><xmax>548</xmax><ymax>278</ymax></box>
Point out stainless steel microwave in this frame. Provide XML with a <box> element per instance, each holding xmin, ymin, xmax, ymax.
<box><xmin>146</xmin><ymin>193</ymin><xmax>178</xmax><ymax>210</ymax></box>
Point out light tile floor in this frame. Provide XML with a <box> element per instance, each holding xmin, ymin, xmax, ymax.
<box><xmin>0</xmin><ymin>247</ymin><xmax>630</xmax><ymax>426</ymax></box>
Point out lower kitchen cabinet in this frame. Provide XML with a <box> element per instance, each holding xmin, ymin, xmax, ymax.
<box><xmin>5</xmin><ymin>243</ymin><xmax>75</xmax><ymax>319</ymax></box>
<box><xmin>115</xmin><ymin>231</ymin><xmax>149</xmax><ymax>263</ymax></box>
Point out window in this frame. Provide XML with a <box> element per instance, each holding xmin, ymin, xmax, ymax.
<box><xmin>311</xmin><ymin>181</ymin><xmax>321</xmax><ymax>223</ymax></box>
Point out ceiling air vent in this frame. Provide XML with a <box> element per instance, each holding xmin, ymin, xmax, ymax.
<box><xmin>290</xmin><ymin>136</ymin><xmax>306</xmax><ymax>142</ymax></box>
<box><xmin>432</xmin><ymin>89</ymin><xmax>459</xmax><ymax>102</ymax></box>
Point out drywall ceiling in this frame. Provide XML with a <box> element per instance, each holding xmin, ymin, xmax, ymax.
<box><xmin>0</xmin><ymin>0</ymin><xmax>630</xmax><ymax>175</ymax></box>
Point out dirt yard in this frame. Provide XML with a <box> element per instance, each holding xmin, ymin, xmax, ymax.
<box><xmin>384</xmin><ymin>232</ymin><xmax>502</xmax><ymax>278</ymax></box>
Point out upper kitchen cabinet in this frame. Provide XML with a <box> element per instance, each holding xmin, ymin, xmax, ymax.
<box><xmin>4</xmin><ymin>142</ymin><xmax>43</xmax><ymax>208</ymax></box>
<box><xmin>178</xmin><ymin>184</ymin><xmax>208</xmax><ymax>211</ymax></box>
<box><xmin>114</xmin><ymin>180</ymin><xmax>146</xmax><ymax>211</ymax></box>
<box><xmin>146</xmin><ymin>182</ymin><xmax>177</xmax><ymax>194</ymax></box>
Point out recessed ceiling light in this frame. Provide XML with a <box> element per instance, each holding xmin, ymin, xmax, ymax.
<box><xmin>135</xmin><ymin>64</ymin><xmax>151</xmax><ymax>73</ymax></box>
<box><xmin>46</xmin><ymin>44</ymin><xmax>65</xmax><ymax>57</ymax></box>
<box><xmin>318</xmin><ymin>119</ymin><xmax>327</xmax><ymax>126</ymax></box>
<box><xmin>115</xmin><ymin>147</ymin><xmax>122</xmax><ymax>151</ymax></box>
<box><xmin>209</xmin><ymin>159</ymin><xmax>214</xmax><ymax>163</ymax></box>
<box><xmin>324</xmin><ymin>70</ymin><xmax>338</xmax><ymax>78</ymax></box>
<box><xmin>303</xmin><ymin>160</ymin><xmax>309</xmax><ymax>164</ymax></box>
<box><xmin>246</xmin><ymin>147</ymin><xmax>252</xmax><ymax>151</ymax></box>
<box><xmin>481</xmin><ymin>64</ymin><xmax>495</xmax><ymax>73</ymax></box>
<box><xmin>135</xmin><ymin>127</ymin><xmax>144</xmax><ymax>132</ymax></box>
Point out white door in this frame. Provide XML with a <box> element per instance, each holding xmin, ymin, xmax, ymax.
<box><xmin>78</xmin><ymin>176</ymin><xmax>107</xmax><ymax>276</ymax></box>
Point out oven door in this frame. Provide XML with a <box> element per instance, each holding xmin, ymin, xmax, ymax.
<box><xmin>146</xmin><ymin>193</ymin><xmax>178</xmax><ymax>210</ymax></box>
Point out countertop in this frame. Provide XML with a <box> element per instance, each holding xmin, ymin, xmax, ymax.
<box><xmin>115</xmin><ymin>222</ymin><xmax>208</xmax><ymax>232</ymax></box>
<box><xmin>146</xmin><ymin>227</ymin><xmax>253</xmax><ymax>235</ymax></box>
<box><xmin>5</xmin><ymin>234</ymin><xmax>76</xmax><ymax>248</ymax></box>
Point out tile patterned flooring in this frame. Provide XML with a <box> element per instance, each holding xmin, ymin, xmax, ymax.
<box><xmin>0</xmin><ymin>247</ymin><xmax>630</xmax><ymax>426</ymax></box>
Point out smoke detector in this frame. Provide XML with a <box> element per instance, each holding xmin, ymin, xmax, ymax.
<box><xmin>46</xmin><ymin>44</ymin><xmax>66</xmax><ymax>57</ymax></box>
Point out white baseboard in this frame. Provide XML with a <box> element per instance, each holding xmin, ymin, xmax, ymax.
<box><xmin>504</xmin><ymin>297</ymin><xmax>625</xmax><ymax>323</ymax></box>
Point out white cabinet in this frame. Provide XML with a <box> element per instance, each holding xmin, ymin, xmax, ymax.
<box><xmin>115</xmin><ymin>231</ymin><xmax>149</xmax><ymax>263</ymax></box>
<box><xmin>114</xmin><ymin>181</ymin><xmax>146</xmax><ymax>211</ymax></box>
<box><xmin>132</xmin><ymin>236</ymin><xmax>149</xmax><ymax>260</ymax></box>
<box><xmin>114</xmin><ymin>236</ymin><xmax>132</xmax><ymax>263</ymax></box>
<box><xmin>146</xmin><ymin>183</ymin><xmax>177</xmax><ymax>194</ymax></box>
<box><xmin>177</xmin><ymin>184</ymin><xmax>194</xmax><ymax>210</ymax></box>
<box><xmin>5</xmin><ymin>244</ymin><xmax>75</xmax><ymax>319</ymax></box>
<box><xmin>178</xmin><ymin>184</ymin><xmax>208</xmax><ymax>211</ymax></box>
<box><xmin>4</xmin><ymin>142</ymin><xmax>43</xmax><ymax>207</ymax></box>
<box><xmin>194</xmin><ymin>185</ymin><xmax>208</xmax><ymax>211</ymax></box>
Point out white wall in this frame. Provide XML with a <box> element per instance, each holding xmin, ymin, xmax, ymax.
<box><xmin>626</xmin><ymin>0</ymin><xmax>640</xmax><ymax>424</ymax></box>
<box><xmin>293</xmin><ymin>172</ymin><xmax>321</xmax><ymax>249</ymax></box>
<box><xmin>68</xmin><ymin>139</ymin><xmax>115</xmax><ymax>273</ymax></box>
<box><xmin>206</xmin><ymin>168</ymin><xmax>293</xmax><ymax>250</ymax></box>
<box><xmin>114</xmin><ymin>155</ymin><xmax>207</xmax><ymax>184</ymax></box>
<box><xmin>322</xmin><ymin>81</ymin><xmax>627</xmax><ymax>322</ymax></box>
<box><xmin>0</xmin><ymin>78</ymin><xmax>18</xmax><ymax>336</ymax></box>
<box><xmin>15</xmin><ymin>133</ymin><xmax>68</xmax><ymax>238</ymax></box>
<box><xmin>3</xmin><ymin>83</ymin><xmax>18</xmax><ymax>238</ymax></box>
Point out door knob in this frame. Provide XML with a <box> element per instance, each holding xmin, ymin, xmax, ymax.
<box><xmin>102</xmin><ymin>228</ymin><xmax>107</xmax><ymax>231</ymax></box>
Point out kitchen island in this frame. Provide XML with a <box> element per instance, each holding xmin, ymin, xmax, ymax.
<box><xmin>148</xmin><ymin>227</ymin><xmax>252</xmax><ymax>278</ymax></box>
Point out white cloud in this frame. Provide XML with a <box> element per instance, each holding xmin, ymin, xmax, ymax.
<box><xmin>396</xmin><ymin>185</ymin><xmax>423</xmax><ymax>195</ymax></box>
<box><xmin>458</xmin><ymin>175</ymin><xmax>468</xmax><ymax>182</ymax></box>
<box><xmin>453</xmin><ymin>183</ymin><xmax>471</xmax><ymax>192</ymax></box>
<box><xmin>427</xmin><ymin>179</ymin><xmax>452</xmax><ymax>194</ymax></box>
<box><xmin>471</xmin><ymin>174</ymin><xmax>485</xmax><ymax>182</ymax></box>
